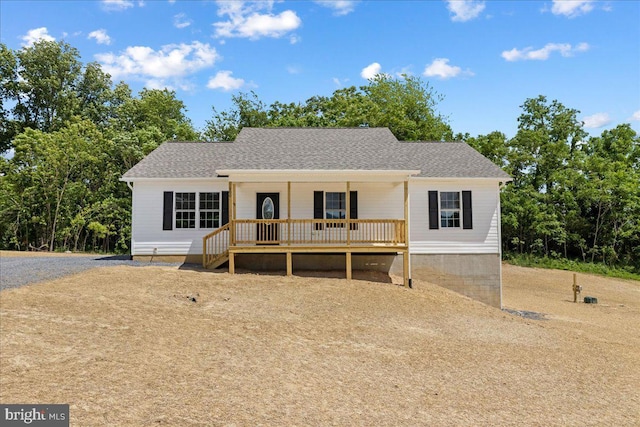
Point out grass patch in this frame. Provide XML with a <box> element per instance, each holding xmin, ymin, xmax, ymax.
<box><xmin>504</xmin><ymin>253</ymin><xmax>640</xmax><ymax>281</ymax></box>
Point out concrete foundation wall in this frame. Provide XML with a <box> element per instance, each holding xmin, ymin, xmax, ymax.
<box><xmin>401</xmin><ymin>254</ymin><xmax>502</xmax><ymax>308</ymax></box>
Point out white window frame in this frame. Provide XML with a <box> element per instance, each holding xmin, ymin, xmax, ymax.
<box><xmin>199</xmin><ymin>192</ymin><xmax>220</xmax><ymax>229</ymax></box>
<box><xmin>174</xmin><ymin>192</ymin><xmax>221</xmax><ymax>229</ymax></box>
<box><xmin>325</xmin><ymin>192</ymin><xmax>346</xmax><ymax>227</ymax></box>
<box><xmin>175</xmin><ymin>192</ymin><xmax>196</xmax><ymax>229</ymax></box>
<box><xmin>440</xmin><ymin>191</ymin><xmax>461</xmax><ymax>228</ymax></box>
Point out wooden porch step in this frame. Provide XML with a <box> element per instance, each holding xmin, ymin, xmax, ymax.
<box><xmin>205</xmin><ymin>252</ymin><xmax>229</xmax><ymax>269</ymax></box>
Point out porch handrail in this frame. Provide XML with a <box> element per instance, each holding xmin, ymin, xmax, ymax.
<box><xmin>232</xmin><ymin>218</ymin><xmax>405</xmax><ymax>246</ymax></box>
<box><xmin>202</xmin><ymin>223</ymin><xmax>230</xmax><ymax>267</ymax></box>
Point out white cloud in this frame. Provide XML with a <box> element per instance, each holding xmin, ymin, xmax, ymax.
<box><xmin>213</xmin><ymin>1</ymin><xmax>301</xmax><ymax>40</ymax></box>
<box><xmin>289</xmin><ymin>34</ymin><xmax>301</xmax><ymax>44</ymax></box>
<box><xmin>361</xmin><ymin>62</ymin><xmax>382</xmax><ymax>80</ymax></box>
<box><xmin>501</xmin><ymin>42</ymin><xmax>590</xmax><ymax>61</ymax></box>
<box><xmin>88</xmin><ymin>29</ymin><xmax>112</xmax><ymax>45</ymax></box>
<box><xmin>395</xmin><ymin>66</ymin><xmax>414</xmax><ymax>78</ymax></box>
<box><xmin>174</xmin><ymin>13</ymin><xmax>192</xmax><ymax>29</ymax></box>
<box><xmin>21</xmin><ymin>27</ymin><xmax>55</xmax><ymax>47</ymax></box>
<box><xmin>574</xmin><ymin>42</ymin><xmax>590</xmax><ymax>52</ymax></box>
<box><xmin>207</xmin><ymin>70</ymin><xmax>245</xmax><ymax>91</ymax></box>
<box><xmin>145</xmin><ymin>79</ymin><xmax>175</xmax><ymax>91</ymax></box>
<box><xmin>424</xmin><ymin>58</ymin><xmax>458</xmax><ymax>79</ymax></box>
<box><xmin>96</xmin><ymin>41</ymin><xmax>219</xmax><ymax>88</ymax></box>
<box><xmin>286</xmin><ymin>65</ymin><xmax>301</xmax><ymax>74</ymax></box>
<box><xmin>314</xmin><ymin>1</ymin><xmax>358</xmax><ymax>16</ymax></box>
<box><xmin>551</xmin><ymin>0</ymin><xmax>595</xmax><ymax>18</ymax></box>
<box><xmin>445</xmin><ymin>0</ymin><xmax>485</xmax><ymax>22</ymax></box>
<box><xmin>583</xmin><ymin>112</ymin><xmax>612</xmax><ymax>129</ymax></box>
<box><xmin>332</xmin><ymin>77</ymin><xmax>349</xmax><ymax>87</ymax></box>
<box><xmin>101</xmin><ymin>0</ymin><xmax>134</xmax><ymax>11</ymax></box>
<box><xmin>629</xmin><ymin>110</ymin><xmax>640</xmax><ymax>121</ymax></box>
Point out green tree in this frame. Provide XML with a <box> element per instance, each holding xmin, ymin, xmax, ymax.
<box><xmin>578</xmin><ymin>125</ymin><xmax>640</xmax><ymax>265</ymax></box>
<box><xmin>204</xmin><ymin>76</ymin><xmax>451</xmax><ymax>142</ymax></box>
<box><xmin>9</xmin><ymin>120</ymin><xmax>104</xmax><ymax>250</ymax></box>
<box><xmin>508</xmin><ymin>95</ymin><xmax>587</xmax><ymax>191</ymax></box>
<box><xmin>456</xmin><ymin>131</ymin><xmax>509</xmax><ymax>168</ymax></box>
<box><xmin>362</xmin><ymin>74</ymin><xmax>452</xmax><ymax>141</ymax></box>
<box><xmin>0</xmin><ymin>44</ymin><xmax>23</xmax><ymax>152</ymax></box>
<box><xmin>203</xmin><ymin>91</ymin><xmax>268</xmax><ymax>141</ymax></box>
<box><xmin>13</xmin><ymin>40</ymin><xmax>83</xmax><ymax>132</ymax></box>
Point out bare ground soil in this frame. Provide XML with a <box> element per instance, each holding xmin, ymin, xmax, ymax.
<box><xmin>1</xmin><ymin>254</ymin><xmax>638</xmax><ymax>426</ymax></box>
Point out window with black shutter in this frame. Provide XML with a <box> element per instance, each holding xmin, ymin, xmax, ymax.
<box><xmin>163</xmin><ymin>192</ymin><xmax>173</xmax><ymax>231</ymax></box>
<box><xmin>313</xmin><ymin>191</ymin><xmax>358</xmax><ymax>230</ymax></box>
<box><xmin>429</xmin><ymin>190</ymin><xmax>472</xmax><ymax>230</ymax></box>
<box><xmin>462</xmin><ymin>190</ymin><xmax>473</xmax><ymax>229</ymax></box>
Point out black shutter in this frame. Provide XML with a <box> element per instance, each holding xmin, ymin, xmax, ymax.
<box><xmin>163</xmin><ymin>191</ymin><xmax>173</xmax><ymax>230</ymax></box>
<box><xmin>349</xmin><ymin>191</ymin><xmax>358</xmax><ymax>230</ymax></box>
<box><xmin>314</xmin><ymin>191</ymin><xmax>324</xmax><ymax>230</ymax></box>
<box><xmin>428</xmin><ymin>191</ymin><xmax>439</xmax><ymax>230</ymax></box>
<box><xmin>222</xmin><ymin>191</ymin><xmax>229</xmax><ymax>226</ymax></box>
<box><xmin>462</xmin><ymin>191</ymin><xmax>473</xmax><ymax>230</ymax></box>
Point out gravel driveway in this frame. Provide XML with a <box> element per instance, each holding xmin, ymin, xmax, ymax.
<box><xmin>0</xmin><ymin>254</ymin><xmax>181</xmax><ymax>291</ymax></box>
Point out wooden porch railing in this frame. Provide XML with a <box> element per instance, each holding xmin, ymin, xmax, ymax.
<box><xmin>202</xmin><ymin>223</ymin><xmax>230</xmax><ymax>268</ymax></box>
<box><xmin>203</xmin><ymin>219</ymin><xmax>405</xmax><ymax>268</ymax></box>
<box><xmin>233</xmin><ymin>219</ymin><xmax>405</xmax><ymax>246</ymax></box>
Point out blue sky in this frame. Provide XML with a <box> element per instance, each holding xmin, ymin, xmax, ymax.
<box><xmin>1</xmin><ymin>0</ymin><xmax>639</xmax><ymax>139</ymax></box>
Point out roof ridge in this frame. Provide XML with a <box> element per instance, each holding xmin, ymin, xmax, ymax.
<box><xmin>241</xmin><ymin>126</ymin><xmax>388</xmax><ymax>130</ymax></box>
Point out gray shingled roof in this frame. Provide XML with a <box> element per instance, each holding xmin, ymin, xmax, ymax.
<box><xmin>122</xmin><ymin>127</ymin><xmax>511</xmax><ymax>179</ymax></box>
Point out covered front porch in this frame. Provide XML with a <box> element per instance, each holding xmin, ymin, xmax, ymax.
<box><xmin>202</xmin><ymin>170</ymin><xmax>415</xmax><ymax>286</ymax></box>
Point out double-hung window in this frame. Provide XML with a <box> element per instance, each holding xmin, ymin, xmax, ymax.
<box><xmin>428</xmin><ymin>190</ymin><xmax>472</xmax><ymax>230</ymax></box>
<box><xmin>325</xmin><ymin>192</ymin><xmax>346</xmax><ymax>225</ymax></box>
<box><xmin>199</xmin><ymin>192</ymin><xmax>220</xmax><ymax>229</ymax></box>
<box><xmin>172</xmin><ymin>192</ymin><xmax>220</xmax><ymax>229</ymax></box>
<box><xmin>175</xmin><ymin>192</ymin><xmax>196</xmax><ymax>229</ymax></box>
<box><xmin>313</xmin><ymin>191</ymin><xmax>358</xmax><ymax>230</ymax></box>
<box><xmin>440</xmin><ymin>192</ymin><xmax>461</xmax><ymax>228</ymax></box>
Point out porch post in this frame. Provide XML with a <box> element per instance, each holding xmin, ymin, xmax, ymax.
<box><xmin>286</xmin><ymin>251</ymin><xmax>292</xmax><ymax>276</ymax></box>
<box><xmin>232</xmin><ymin>182</ymin><xmax>237</xmax><ymax>220</ymax></box>
<box><xmin>202</xmin><ymin>236</ymin><xmax>206</xmax><ymax>268</ymax></box>
<box><xmin>346</xmin><ymin>181</ymin><xmax>351</xmax><ymax>246</ymax></box>
<box><xmin>228</xmin><ymin>182</ymin><xmax>235</xmax><ymax>246</ymax></box>
<box><xmin>229</xmin><ymin>181</ymin><xmax>235</xmax><ymax>275</ymax></box>
<box><xmin>403</xmin><ymin>180</ymin><xmax>409</xmax><ymax>287</ymax></box>
<box><xmin>287</xmin><ymin>181</ymin><xmax>291</xmax><ymax>246</ymax></box>
<box><xmin>346</xmin><ymin>252</ymin><xmax>352</xmax><ymax>280</ymax></box>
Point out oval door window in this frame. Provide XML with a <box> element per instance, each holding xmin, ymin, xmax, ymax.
<box><xmin>262</xmin><ymin>197</ymin><xmax>274</xmax><ymax>219</ymax></box>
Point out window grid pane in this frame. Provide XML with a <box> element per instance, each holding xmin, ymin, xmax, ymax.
<box><xmin>175</xmin><ymin>193</ymin><xmax>196</xmax><ymax>229</ymax></box>
<box><xmin>440</xmin><ymin>192</ymin><xmax>461</xmax><ymax>228</ymax></box>
<box><xmin>199</xmin><ymin>192</ymin><xmax>220</xmax><ymax>229</ymax></box>
<box><xmin>325</xmin><ymin>192</ymin><xmax>346</xmax><ymax>226</ymax></box>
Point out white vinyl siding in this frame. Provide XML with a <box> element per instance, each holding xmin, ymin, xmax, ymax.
<box><xmin>410</xmin><ymin>180</ymin><xmax>501</xmax><ymax>254</ymax></box>
<box><xmin>130</xmin><ymin>180</ymin><xmax>228</xmax><ymax>256</ymax></box>
<box><xmin>130</xmin><ymin>177</ymin><xmax>501</xmax><ymax>257</ymax></box>
<box><xmin>234</xmin><ymin>182</ymin><xmax>404</xmax><ymax>220</ymax></box>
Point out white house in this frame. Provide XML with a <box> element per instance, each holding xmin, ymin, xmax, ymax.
<box><xmin>121</xmin><ymin>127</ymin><xmax>511</xmax><ymax>307</ymax></box>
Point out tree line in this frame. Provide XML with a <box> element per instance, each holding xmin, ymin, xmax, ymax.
<box><xmin>1</xmin><ymin>41</ymin><xmax>638</xmax><ymax>272</ymax></box>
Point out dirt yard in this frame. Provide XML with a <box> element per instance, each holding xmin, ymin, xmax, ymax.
<box><xmin>1</xmin><ymin>255</ymin><xmax>638</xmax><ymax>426</ymax></box>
